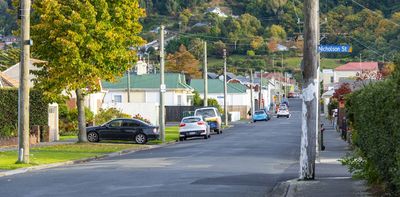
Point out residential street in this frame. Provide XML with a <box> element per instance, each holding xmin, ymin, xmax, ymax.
<box><xmin>0</xmin><ymin>99</ymin><xmax>302</xmax><ymax>197</ymax></box>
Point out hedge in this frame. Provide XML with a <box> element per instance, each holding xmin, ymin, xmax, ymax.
<box><xmin>345</xmin><ymin>71</ymin><xmax>400</xmax><ymax>195</ymax></box>
<box><xmin>0</xmin><ymin>88</ymin><xmax>48</xmax><ymax>137</ymax></box>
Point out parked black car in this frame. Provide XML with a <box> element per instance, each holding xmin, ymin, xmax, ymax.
<box><xmin>86</xmin><ymin>118</ymin><xmax>159</xmax><ymax>144</ymax></box>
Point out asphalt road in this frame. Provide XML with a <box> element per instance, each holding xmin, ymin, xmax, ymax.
<box><xmin>0</xmin><ymin>99</ymin><xmax>302</xmax><ymax>197</ymax></box>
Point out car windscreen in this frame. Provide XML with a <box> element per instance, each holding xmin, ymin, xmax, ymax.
<box><xmin>279</xmin><ymin>107</ymin><xmax>288</xmax><ymax>111</ymax></box>
<box><xmin>195</xmin><ymin>109</ymin><xmax>216</xmax><ymax>118</ymax></box>
<box><xmin>255</xmin><ymin>111</ymin><xmax>264</xmax><ymax>115</ymax></box>
<box><xmin>182</xmin><ymin>117</ymin><xmax>201</xmax><ymax>123</ymax></box>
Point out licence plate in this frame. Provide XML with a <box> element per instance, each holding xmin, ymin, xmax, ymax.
<box><xmin>189</xmin><ymin>132</ymin><xmax>196</xmax><ymax>135</ymax></box>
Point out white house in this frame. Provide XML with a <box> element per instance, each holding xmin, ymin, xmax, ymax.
<box><xmin>191</xmin><ymin>79</ymin><xmax>250</xmax><ymax>118</ymax></box>
<box><xmin>205</xmin><ymin>7</ymin><xmax>228</xmax><ymax>18</ymax></box>
<box><xmin>102</xmin><ymin>73</ymin><xmax>193</xmax><ymax>106</ymax></box>
<box><xmin>100</xmin><ymin>73</ymin><xmax>193</xmax><ymax>125</ymax></box>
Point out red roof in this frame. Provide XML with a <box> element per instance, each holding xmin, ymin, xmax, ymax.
<box><xmin>335</xmin><ymin>62</ymin><xmax>378</xmax><ymax>71</ymax></box>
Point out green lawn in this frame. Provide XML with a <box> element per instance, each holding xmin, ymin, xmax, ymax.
<box><xmin>0</xmin><ymin>143</ymin><xmax>147</xmax><ymax>170</ymax></box>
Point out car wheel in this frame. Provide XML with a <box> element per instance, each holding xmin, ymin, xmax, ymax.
<box><xmin>277</xmin><ymin>115</ymin><xmax>280</xmax><ymax>118</ymax></box>
<box><xmin>179</xmin><ymin>137</ymin><xmax>184</xmax><ymax>141</ymax></box>
<box><xmin>253</xmin><ymin>120</ymin><xmax>256</xmax><ymax>123</ymax></box>
<box><xmin>204</xmin><ymin>134</ymin><xmax>209</xmax><ymax>139</ymax></box>
<box><xmin>287</xmin><ymin>115</ymin><xmax>290</xmax><ymax>118</ymax></box>
<box><xmin>215</xmin><ymin>129</ymin><xmax>220</xmax><ymax>134</ymax></box>
<box><xmin>87</xmin><ymin>132</ymin><xmax>99</xmax><ymax>142</ymax></box>
<box><xmin>135</xmin><ymin>133</ymin><xmax>147</xmax><ymax>144</ymax></box>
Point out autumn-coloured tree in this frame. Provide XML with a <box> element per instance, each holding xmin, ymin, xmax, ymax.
<box><xmin>251</xmin><ymin>36</ymin><xmax>264</xmax><ymax>50</ymax></box>
<box><xmin>332</xmin><ymin>83</ymin><xmax>352</xmax><ymax>99</ymax></box>
<box><xmin>31</xmin><ymin>0</ymin><xmax>145</xmax><ymax>142</ymax></box>
<box><xmin>166</xmin><ymin>45</ymin><xmax>201</xmax><ymax>78</ymax></box>
<box><xmin>267</xmin><ymin>39</ymin><xmax>278</xmax><ymax>53</ymax></box>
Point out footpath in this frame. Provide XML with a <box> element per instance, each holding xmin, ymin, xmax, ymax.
<box><xmin>271</xmin><ymin>117</ymin><xmax>371</xmax><ymax>197</ymax></box>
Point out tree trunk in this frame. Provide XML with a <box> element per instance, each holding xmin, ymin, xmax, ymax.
<box><xmin>76</xmin><ymin>89</ymin><xmax>88</xmax><ymax>142</ymax></box>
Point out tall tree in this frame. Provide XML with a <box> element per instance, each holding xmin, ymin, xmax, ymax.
<box><xmin>166</xmin><ymin>45</ymin><xmax>201</xmax><ymax>78</ymax></box>
<box><xmin>31</xmin><ymin>0</ymin><xmax>145</xmax><ymax>142</ymax></box>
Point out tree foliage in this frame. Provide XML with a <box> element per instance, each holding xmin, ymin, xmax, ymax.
<box><xmin>166</xmin><ymin>45</ymin><xmax>201</xmax><ymax>78</ymax></box>
<box><xmin>0</xmin><ymin>47</ymin><xmax>19</xmax><ymax>70</ymax></box>
<box><xmin>31</xmin><ymin>0</ymin><xmax>145</xmax><ymax>142</ymax></box>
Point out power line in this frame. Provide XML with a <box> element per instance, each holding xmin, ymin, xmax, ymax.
<box><xmin>351</xmin><ymin>0</ymin><xmax>400</xmax><ymax>27</ymax></box>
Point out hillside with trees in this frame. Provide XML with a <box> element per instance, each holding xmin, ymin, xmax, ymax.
<box><xmin>1</xmin><ymin>0</ymin><xmax>400</xmax><ymax>75</ymax></box>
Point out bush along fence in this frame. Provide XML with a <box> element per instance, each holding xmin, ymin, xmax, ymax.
<box><xmin>0</xmin><ymin>89</ymin><xmax>48</xmax><ymax>138</ymax></box>
<box><xmin>343</xmin><ymin>68</ymin><xmax>400</xmax><ymax>195</ymax></box>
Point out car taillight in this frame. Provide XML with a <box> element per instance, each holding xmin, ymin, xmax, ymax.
<box><xmin>179</xmin><ymin>123</ymin><xmax>186</xmax><ymax>127</ymax></box>
<box><xmin>197</xmin><ymin>122</ymin><xmax>205</xmax><ymax>125</ymax></box>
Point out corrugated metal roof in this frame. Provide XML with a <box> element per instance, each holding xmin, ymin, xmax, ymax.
<box><xmin>335</xmin><ymin>62</ymin><xmax>378</xmax><ymax>71</ymax></box>
<box><xmin>190</xmin><ymin>79</ymin><xmax>247</xmax><ymax>94</ymax></box>
<box><xmin>102</xmin><ymin>73</ymin><xmax>193</xmax><ymax>90</ymax></box>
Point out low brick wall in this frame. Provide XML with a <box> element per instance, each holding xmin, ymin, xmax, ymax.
<box><xmin>0</xmin><ymin>134</ymin><xmax>39</xmax><ymax>147</ymax></box>
<box><xmin>0</xmin><ymin>125</ymin><xmax>43</xmax><ymax>147</ymax></box>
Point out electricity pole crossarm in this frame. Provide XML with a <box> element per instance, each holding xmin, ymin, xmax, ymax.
<box><xmin>300</xmin><ymin>0</ymin><xmax>319</xmax><ymax>180</ymax></box>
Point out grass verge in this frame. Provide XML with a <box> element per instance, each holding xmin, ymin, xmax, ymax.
<box><xmin>149</xmin><ymin>126</ymin><xmax>179</xmax><ymax>145</ymax></box>
<box><xmin>0</xmin><ymin>143</ymin><xmax>147</xmax><ymax>170</ymax></box>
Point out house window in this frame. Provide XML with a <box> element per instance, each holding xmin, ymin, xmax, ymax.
<box><xmin>330</xmin><ymin>76</ymin><xmax>334</xmax><ymax>83</ymax></box>
<box><xmin>113</xmin><ymin>95</ymin><xmax>122</xmax><ymax>103</ymax></box>
<box><xmin>177</xmin><ymin>95</ymin><xmax>182</xmax><ymax>106</ymax></box>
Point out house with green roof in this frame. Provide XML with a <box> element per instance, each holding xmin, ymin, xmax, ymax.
<box><xmin>102</xmin><ymin>73</ymin><xmax>194</xmax><ymax>106</ymax></box>
<box><xmin>190</xmin><ymin>79</ymin><xmax>251</xmax><ymax>118</ymax></box>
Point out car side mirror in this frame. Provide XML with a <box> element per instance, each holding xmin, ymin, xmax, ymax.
<box><xmin>105</xmin><ymin>124</ymin><xmax>110</xmax><ymax>128</ymax></box>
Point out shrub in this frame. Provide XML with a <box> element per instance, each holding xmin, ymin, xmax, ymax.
<box><xmin>0</xmin><ymin>89</ymin><xmax>48</xmax><ymax>137</ymax></box>
<box><xmin>132</xmin><ymin>114</ymin><xmax>151</xmax><ymax>124</ymax></box>
<box><xmin>59</xmin><ymin>103</ymin><xmax>94</xmax><ymax>136</ymax></box>
<box><xmin>344</xmin><ymin>70</ymin><xmax>400</xmax><ymax>195</ymax></box>
<box><xmin>94</xmin><ymin>108</ymin><xmax>131</xmax><ymax>125</ymax></box>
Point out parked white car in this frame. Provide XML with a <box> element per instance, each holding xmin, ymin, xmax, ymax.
<box><xmin>179</xmin><ymin>116</ymin><xmax>211</xmax><ymax>141</ymax></box>
<box><xmin>277</xmin><ymin>105</ymin><xmax>290</xmax><ymax>118</ymax></box>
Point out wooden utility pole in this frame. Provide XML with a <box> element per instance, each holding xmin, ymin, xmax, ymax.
<box><xmin>203</xmin><ymin>41</ymin><xmax>208</xmax><ymax>106</ymax></box>
<box><xmin>300</xmin><ymin>0</ymin><xmax>319</xmax><ymax>180</ymax></box>
<box><xmin>223</xmin><ymin>49</ymin><xmax>228</xmax><ymax>126</ymax></box>
<box><xmin>127</xmin><ymin>69</ymin><xmax>131</xmax><ymax>103</ymax></box>
<box><xmin>250</xmin><ymin>69</ymin><xmax>255</xmax><ymax>117</ymax></box>
<box><xmin>18</xmin><ymin>0</ymin><xmax>31</xmax><ymax>164</ymax></box>
<box><xmin>259</xmin><ymin>70</ymin><xmax>263</xmax><ymax>109</ymax></box>
<box><xmin>159</xmin><ymin>25</ymin><xmax>165</xmax><ymax>143</ymax></box>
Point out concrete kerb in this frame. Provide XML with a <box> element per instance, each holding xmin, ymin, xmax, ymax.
<box><xmin>267</xmin><ymin>179</ymin><xmax>293</xmax><ymax>197</ymax></box>
<box><xmin>0</xmin><ymin>140</ymin><xmax>178</xmax><ymax>178</ymax></box>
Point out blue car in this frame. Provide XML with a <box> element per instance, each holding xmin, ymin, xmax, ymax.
<box><xmin>253</xmin><ymin>110</ymin><xmax>270</xmax><ymax>122</ymax></box>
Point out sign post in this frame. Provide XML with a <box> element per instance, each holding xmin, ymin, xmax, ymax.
<box><xmin>318</xmin><ymin>45</ymin><xmax>352</xmax><ymax>53</ymax></box>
